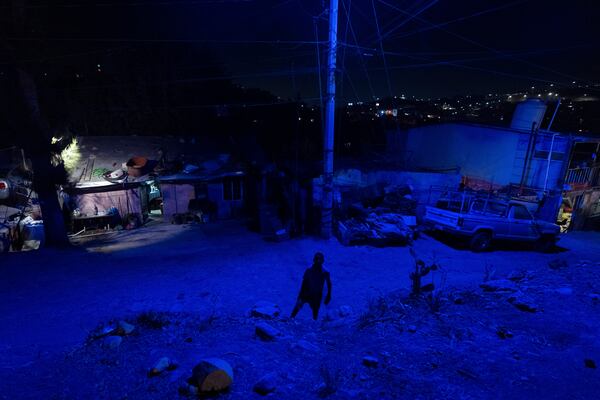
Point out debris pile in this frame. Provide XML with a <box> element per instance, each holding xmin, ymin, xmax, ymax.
<box><xmin>338</xmin><ymin>213</ymin><xmax>413</xmax><ymax>246</ymax></box>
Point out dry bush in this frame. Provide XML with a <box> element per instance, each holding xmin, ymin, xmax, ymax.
<box><xmin>317</xmin><ymin>362</ymin><xmax>343</xmax><ymax>398</ymax></box>
<box><xmin>483</xmin><ymin>262</ymin><xmax>496</xmax><ymax>282</ymax></box>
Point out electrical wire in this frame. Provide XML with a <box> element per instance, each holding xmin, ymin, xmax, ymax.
<box><xmin>376</xmin><ymin>0</ymin><xmax>594</xmax><ymax>86</ymax></box>
<box><xmin>391</xmin><ymin>0</ymin><xmax>529</xmax><ymax>41</ymax></box>
<box><xmin>377</xmin><ymin>0</ymin><xmax>438</xmax><ymax>42</ymax></box>
<box><xmin>340</xmin><ymin>0</ymin><xmax>375</xmax><ymax>99</ymax></box>
<box><xmin>370</xmin><ymin>0</ymin><xmax>392</xmax><ymax>97</ymax></box>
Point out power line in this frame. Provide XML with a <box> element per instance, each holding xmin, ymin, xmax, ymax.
<box><xmin>390</xmin><ymin>0</ymin><xmax>529</xmax><ymax>41</ymax></box>
<box><xmin>340</xmin><ymin>0</ymin><xmax>375</xmax><ymax>99</ymax></box>
<box><xmin>377</xmin><ymin>0</ymin><xmax>438</xmax><ymax>42</ymax></box>
<box><xmin>377</xmin><ymin>0</ymin><xmax>592</xmax><ymax>86</ymax></box>
<box><xmin>370</xmin><ymin>0</ymin><xmax>392</xmax><ymax>97</ymax></box>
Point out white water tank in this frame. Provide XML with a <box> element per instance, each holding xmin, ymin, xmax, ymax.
<box><xmin>510</xmin><ymin>99</ymin><xmax>547</xmax><ymax>131</ymax></box>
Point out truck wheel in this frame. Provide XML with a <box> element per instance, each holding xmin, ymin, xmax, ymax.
<box><xmin>535</xmin><ymin>236</ymin><xmax>556</xmax><ymax>253</ymax></box>
<box><xmin>470</xmin><ymin>231</ymin><xmax>492</xmax><ymax>252</ymax></box>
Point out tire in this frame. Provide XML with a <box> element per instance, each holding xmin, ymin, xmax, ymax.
<box><xmin>470</xmin><ymin>231</ymin><xmax>492</xmax><ymax>252</ymax></box>
<box><xmin>535</xmin><ymin>236</ymin><xmax>556</xmax><ymax>253</ymax></box>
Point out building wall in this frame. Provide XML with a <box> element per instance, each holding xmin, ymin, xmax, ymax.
<box><xmin>161</xmin><ymin>183</ymin><xmax>195</xmax><ymax>221</ymax></box>
<box><xmin>511</xmin><ymin>132</ymin><xmax>569</xmax><ymax>191</ymax></box>
<box><xmin>75</xmin><ymin>188</ymin><xmax>142</xmax><ymax>218</ymax></box>
<box><xmin>398</xmin><ymin>123</ymin><xmax>569</xmax><ymax>191</ymax></box>
<box><xmin>161</xmin><ymin>181</ymin><xmax>244</xmax><ymax>221</ymax></box>
<box><xmin>208</xmin><ymin>182</ymin><xmax>244</xmax><ymax>219</ymax></box>
<box><xmin>404</xmin><ymin>124</ymin><xmax>521</xmax><ymax>186</ymax></box>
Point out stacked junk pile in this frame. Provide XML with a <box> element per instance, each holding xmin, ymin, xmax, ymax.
<box><xmin>336</xmin><ymin>183</ymin><xmax>417</xmax><ymax>246</ymax></box>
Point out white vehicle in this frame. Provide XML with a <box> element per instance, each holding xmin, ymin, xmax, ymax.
<box><xmin>424</xmin><ymin>191</ymin><xmax>561</xmax><ymax>252</ymax></box>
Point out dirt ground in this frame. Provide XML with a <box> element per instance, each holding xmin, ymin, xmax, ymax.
<box><xmin>1</xmin><ymin>222</ymin><xmax>600</xmax><ymax>399</ymax></box>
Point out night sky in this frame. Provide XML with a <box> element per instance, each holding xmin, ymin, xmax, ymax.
<box><xmin>6</xmin><ymin>0</ymin><xmax>600</xmax><ymax>100</ymax></box>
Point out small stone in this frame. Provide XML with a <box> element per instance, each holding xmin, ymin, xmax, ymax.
<box><xmin>339</xmin><ymin>389</ymin><xmax>360</xmax><ymax>398</ymax></box>
<box><xmin>251</xmin><ymin>301</ymin><xmax>281</xmax><ymax>319</ymax></box>
<box><xmin>338</xmin><ymin>305</ymin><xmax>353</xmax><ymax>317</ymax></box>
<box><xmin>117</xmin><ymin>320</ymin><xmax>135</xmax><ymax>335</ymax></box>
<box><xmin>184</xmin><ymin>337</ymin><xmax>193</xmax><ymax>343</ymax></box>
<box><xmin>148</xmin><ymin>357</ymin><xmax>176</xmax><ymax>377</ymax></box>
<box><xmin>590</xmin><ymin>294</ymin><xmax>600</xmax><ymax>301</ymax></box>
<box><xmin>507</xmin><ymin>293</ymin><xmax>538</xmax><ymax>312</ymax></box>
<box><xmin>407</xmin><ymin>325</ymin><xmax>417</xmax><ymax>333</ymax></box>
<box><xmin>253</xmin><ymin>373</ymin><xmax>277</xmax><ymax>395</ymax></box>
<box><xmin>178</xmin><ymin>383</ymin><xmax>199</xmax><ymax>396</ymax></box>
<box><xmin>496</xmin><ymin>326</ymin><xmax>513</xmax><ymax>339</ymax></box>
<box><xmin>452</xmin><ymin>294</ymin><xmax>465</xmax><ymax>305</ymax></box>
<box><xmin>480</xmin><ymin>279</ymin><xmax>517</xmax><ymax>293</ymax></box>
<box><xmin>548</xmin><ymin>259</ymin><xmax>568</xmax><ymax>270</ymax></box>
<box><xmin>93</xmin><ymin>324</ymin><xmax>117</xmax><ymax>339</ymax></box>
<box><xmin>585</xmin><ymin>359</ymin><xmax>597</xmax><ymax>369</ymax></box>
<box><xmin>555</xmin><ymin>287</ymin><xmax>573</xmax><ymax>295</ymax></box>
<box><xmin>507</xmin><ymin>270</ymin><xmax>531</xmax><ymax>282</ymax></box>
<box><xmin>103</xmin><ymin>335</ymin><xmax>122</xmax><ymax>349</ymax></box>
<box><xmin>255</xmin><ymin>322</ymin><xmax>281</xmax><ymax>341</ymax></box>
<box><xmin>291</xmin><ymin>340</ymin><xmax>320</xmax><ymax>352</ymax></box>
<box><xmin>362</xmin><ymin>356</ymin><xmax>379</xmax><ymax>368</ymax></box>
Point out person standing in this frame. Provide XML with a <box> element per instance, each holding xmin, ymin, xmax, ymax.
<box><xmin>290</xmin><ymin>252</ymin><xmax>332</xmax><ymax>320</ymax></box>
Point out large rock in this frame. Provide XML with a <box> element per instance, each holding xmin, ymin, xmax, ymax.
<box><xmin>480</xmin><ymin>279</ymin><xmax>517</xmax><ymax>293</ymax></box>
<box><xmin>251</xmin><ymin>301</ymin><xmax>281</xmax><ymax>319</ymax></box>
<box><xmin>188</xmin><ymin>358</ymin><xmax>234</xmax><ymax>393</ymax></box>
<box><xmin>255</xmin><ymin>322</ymin><xmax>281</xmax><ymax>341</ymax></box>
<box><xmin>253</xmin><ymin>373</ymin><xmax>277</xmax><ymax>395</ymax></box>
<box><xmin>508</xmin><ymin>293</ymin><xmax>538</xmax><ymax>312</ymax></box>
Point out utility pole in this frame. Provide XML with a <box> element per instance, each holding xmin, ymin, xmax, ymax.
<box><xmin>321</xmin><ymin>0</ymin><xmax>338</xmax><ymax>238</ymax></box>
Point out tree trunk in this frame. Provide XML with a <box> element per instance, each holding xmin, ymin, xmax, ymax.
<box><xmin>13</xmin><ymin>69</ymin><xmax>70</xmax><ymax>247</ymax></box>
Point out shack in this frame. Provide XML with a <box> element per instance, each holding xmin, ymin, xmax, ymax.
<box><xmin>65</xmin><ymin>136</ymin><xmax>245</xmax><ymax>231</ymax></box>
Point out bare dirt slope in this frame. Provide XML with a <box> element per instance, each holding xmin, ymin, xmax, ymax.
<box><xmin>1</xmin><ymin>223</ymin><xmax>599</xmax><ymax>399</ymax></box>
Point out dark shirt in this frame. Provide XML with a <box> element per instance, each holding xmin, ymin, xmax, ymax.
<box><xmin>299</xmin><ymin>266</ymin><xmax>332</xmax><ymax>303</ymax></box>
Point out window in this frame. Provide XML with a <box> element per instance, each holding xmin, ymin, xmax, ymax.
<box><xmin>510</xmin><ymin>205</ymin><xmax>532</xmax><ymax>220</ymax></box>
<box><xmin>471</xmin><ymin>200</ymin><xmax>485</xmax><ymax>214</ymax></box>
<box><xmin>223</xmin><ymin>177</ymin><xmax>242</xmax><ymax>201</ymax></box>
<box><xmin>486</xmin><ymin>202</ymin><xmax>507</xmax><ymax>217</ymax></box>
<box><xmin>533</xmin><ymin>150</ymin><xmax>565</xmax><ymax>161</ymax></box>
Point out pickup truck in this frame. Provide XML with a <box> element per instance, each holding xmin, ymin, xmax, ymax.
<box><xmin>424</xmin><ymin>196</ymin><xmax>561</xmax><ymax>252</ymax></box>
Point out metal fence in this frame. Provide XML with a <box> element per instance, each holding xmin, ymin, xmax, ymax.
<box><xmin>565</xmin><ymin>166</ymin><xmax>600</xmax><ymax>186</ymax></box>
